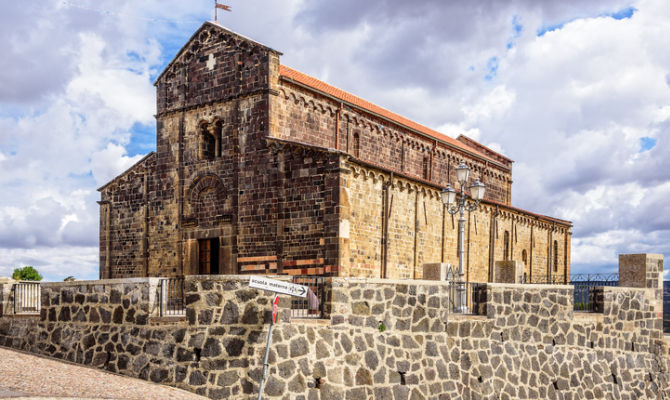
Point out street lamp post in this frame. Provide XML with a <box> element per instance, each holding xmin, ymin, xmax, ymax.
<box><xmin>441</xmin><ymin>162</ymin><xmax>486</xmax><ymax>313</ymax></box>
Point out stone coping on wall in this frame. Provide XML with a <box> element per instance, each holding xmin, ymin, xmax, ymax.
<box><xmin>1</xmin><ymin>314</ymin><xmax>39</xmax><ymax>319</ymax></box>
<box><xmin>332</xmin><ymin>276</ymin><xmax>477</xmax><ymax>286</ymax></box>
<box><xmin>288</xmin><ymin>318</ymin><xmax>331</xmax><ymax>326</ymax></box>
<box><xmin>445</xmin><ymin>313</ymin><xmax>488</xmax><ymax>321</ymax></box>
<box><xmin>572</xmin><ymin>312</ymin><xmax>605</xmax><ymax>322</ymax></box>
<box><xmin>600</xmin><ymin>285</ymin><xmax>654</xmax><ymax>293</ymax></box>
<box><xmin>486</xmin><ymin>282</ymin><xmax>573</xmax><ymax>290</ymax></box>
<box><xmin>38</xmin><ymin>277</ymin><xmax>163</xmax><ymax>287</ymax></box>
<box><xmin>148</xmin><ymin>316</ymin><xmax>188</xmax><ymax>325</ymax></box>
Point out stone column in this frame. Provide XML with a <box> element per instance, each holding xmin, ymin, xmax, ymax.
<box><xmin>619</xmin><ymin>253</ymin><xmax>664</xmax><ymax>320</ymax></box>
<box><xmin>0</xmin><ymin>279</ymin><xmax>16</xmax><ymax>317</ymax></box>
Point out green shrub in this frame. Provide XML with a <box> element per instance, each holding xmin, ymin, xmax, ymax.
<box><xmin>11</xmin><ymin>266</ymin><xmax>43</xmax><ymax>281</ymax></box>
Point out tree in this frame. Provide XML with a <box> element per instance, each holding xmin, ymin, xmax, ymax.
<box><xmin>12</xmin><ymin>266</ymin><xmax>43</xmax><ymax>281</ymax></box>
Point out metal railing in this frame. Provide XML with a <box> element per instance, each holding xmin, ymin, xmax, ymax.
<box><xmin>571</xmin><ymin>274</ymin><xmax>618</xmax><ymax>312</ymax></box>
<box><xmin>570</xmin><ymin>273</ymin><xmax>619</xmax><ymax>284</ymax></box>
<box><xmin>521</xmin><ymin>275</ymin><xmax>568</xmax><ymax>285</ymax></box>
<box><xmin>446</xmin><ymin>281</ymin><xmax>487</xmax><ymax>315</ymax></box>
<box><xmin>521</xmin><ymin>273</ymin><xmax>619</xmax><ymax>312</ymax></box>
<box><xmin>13</xmin><ymin>282</ymin><xmax>41</xmax><ymax>315</ymax></box>
<box><xmin>290</xmin><ymin>276</ymin><xmax>326</xmax><ymax>319</ymax></box>
<box><xmin>159</xmin><ymin>277</ymin><xmax>185</xmax><ymax>317</ymax></box>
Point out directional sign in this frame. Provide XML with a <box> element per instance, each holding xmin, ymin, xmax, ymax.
<box><xmin>249</xmin><ymin>276</ymin><xmax>307</xmax><ymax>298</ymax></box>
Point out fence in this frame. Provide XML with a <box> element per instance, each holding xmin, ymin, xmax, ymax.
<box><xmin>290</xmin><ymin>276</ymin><xmax>326</xmax><ymax>319</ymax></box>
<box><xmin>522</xmin><ymin>273</ymin><xmax>618</xmax><ymax>312</ymax></box>
<box><xmin>159</xmin><ymin>277</ymin><xmax>185</xmax><ymax>317</ymax></box>
<box><xmin>571</xmin><ymin>274</ymin><xmax>618</xmax><ymax>312</ymax></box>
<box><xmin>13</xmin><ymin>282</ymin><xmax>41</xmax><ymax>315</ymax></box>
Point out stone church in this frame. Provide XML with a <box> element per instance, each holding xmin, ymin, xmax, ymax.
<box><xmin>98</xmin><ymin>22</ymin><xmax>571</xmax><ymax>283</ymax></box>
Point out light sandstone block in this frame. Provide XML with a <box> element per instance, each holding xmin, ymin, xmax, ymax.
<box><xmin>493</xmin><ymin>260</ymin><xmax>523</xmax><ymax>284</ymax></box>
<box><xmin>422</xmin><ymin>263</ymin><xmax>451</xmax><ymax>281</ymax></box>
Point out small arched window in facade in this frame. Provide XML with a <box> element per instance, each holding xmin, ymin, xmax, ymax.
<box><xmin>522</xmin><ymin>249</ymin><xmax>528</xmax><ymax>266</ymax></box>
<box><xmin>200</xmin><ymin>123</ymin><xmax>216</xmax><ymax>160</ymax></box>
<box><xmin>353</xmin><ymin>132</ymin><xmax>360</xmax><ymax>158</ymax></box>
<box><xmin>553</xmin><ymin>240</ymin><xmax>559</xmax><ymax>273</ymax></box>
<box><xmin>422</xmin><ymin>157</ymin><xmax>430</xmax><ymax>180</ymax></box>
<box><xmin>213</xmin><ymin>120</ymin><xmax>223</xmax><ymax>158</ymax></box>
<box><xmin>503</xmin><ymin>231</ymin><xmax>510</xmax><ymax>260</ymax></box>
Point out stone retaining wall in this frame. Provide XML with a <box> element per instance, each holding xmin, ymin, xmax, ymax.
<box><xmin>1</xmin><ymin>275</ymin><xmax>669</xmax><ymax>399</ymax></box>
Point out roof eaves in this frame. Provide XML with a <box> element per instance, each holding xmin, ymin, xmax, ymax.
<box><xmin>457</xmin><ymin>134</ymin><xmax>514</xmax><ymax>164</ymax></box>
<box><xmin>279</xmin><ymin>70</ymin><xmax>510</xmax><ymax>171</ymax></box>
<box><xmin>483</xmin><ymin>198</ymin><xmax>572</xmax><ymax>226</ymax></box>
<box><xmin>267</xmin><ymin>136</ymin><xmax>570</xmax><ymax>227</ymax></box>
<box><xmin>97</xmin><ymin>152</ymin><xmax>156</xmax><ymax>192</ymax></box>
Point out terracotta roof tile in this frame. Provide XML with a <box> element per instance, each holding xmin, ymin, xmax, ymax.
<box><xmin>279</xmin><ymin>65</ymin><xmax>504</xmax><ymax>167</ymax></box>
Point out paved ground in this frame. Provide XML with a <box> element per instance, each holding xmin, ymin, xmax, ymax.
<box><xmin>0</xmin><ymin>347</ymin><xmax>206</xmax><ymax>399</ymax></box>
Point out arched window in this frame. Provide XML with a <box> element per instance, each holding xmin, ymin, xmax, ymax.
<box><xmin>422</xmin><ymin>157</ymin><xmax>430</xmax><ymax>180</ymax></box>
<box><xmin>214</xmin><ymin>120</ymin><xmax>223</xmax><ymax>158</ymax></box>
<box><xmin>353</xmin><ymin>132</ymin><xmax>360</xmax><ymax>158</ymax></box>
<box><xmin>553</xmin><ymin>240</ymin><xmax>559</xmax><ymax>273</ymax></box>
<box><xmin>521</xmin><ymin>249</ymin><xmax>528</xmax><ymax>266</ymax></box>
<box><xmin>503</xmin><ymin>231</ymin><xmax>510</xmax><ymax>260</ymax></box>
<box><xmin>199</xmin><ymin>123</ymin><xmax>216</xmax><ymax>160</ymax></box>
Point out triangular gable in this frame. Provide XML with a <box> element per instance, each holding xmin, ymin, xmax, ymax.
<box><xmin>154</xmin><ymin>21</ymin><xmax>282</xmax><ymax>86</ymax></box>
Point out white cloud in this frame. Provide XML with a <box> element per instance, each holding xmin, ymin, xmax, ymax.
<box><xmin>0</xmin><ymin>0</ymin><xmax>181</xmax><ymax>280</ymax></box>
<box><xmin>1</xmin><ymin>0</ymin><xmax>669</xmax><ymax>280</ymax></box>
<box><xmin>91</xmin><ymin>143</ymin><xmax>143</xmax><ymax>186</ymax></box>
<box><xmin>0</xmin><ymin>245</ymin><xmax>98</xmax><ymax>282</ymax></box>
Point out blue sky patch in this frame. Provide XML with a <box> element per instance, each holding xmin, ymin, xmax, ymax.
<box><xmin>484</xmin><ymin>57</ymin><xmax>499</xmax><ymax>81</ymax></box>
<box><xmin>127</xmin><ymin>122</ymin><xmax>156</xmax><ymax>157</ymax></box>
<box><xmin>512</xmin><ymin>15</ymin><xmax>523</xmax><ymax>35</ymax></box>
<box><xmin>639</xmin><ymin>136</ymin><xmax>657</xmax><ymax>152</ymax></box>
<box><xmin>537</xmin><ymin>22</ymin><xmax>565</xmax><ymax>37</ymax></box>
<box><xmin>507</xmin><ymin>15</ymin><xmax>523</xmax><ymax>49</ymax></box>
<box><xmin>608</xmin><ymin>6</ymin><xmax>636</xmax><ymax>20</ymax></box>
<box><xmin>149</xmin><ymin>20</ymin><xmax>204</xmax><ymax>82</ymax></box>
<box><xmin>537</xmin><ymin>6</ymin><xmax>636</xmax><ymax>37</ymax></box>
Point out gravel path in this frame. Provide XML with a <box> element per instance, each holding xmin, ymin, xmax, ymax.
<box><xmin>0</xmin><ymin>347</ymin><xmax>207</xmax><ymax>399</ymax></box>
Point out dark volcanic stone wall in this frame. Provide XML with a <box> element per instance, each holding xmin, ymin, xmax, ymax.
<box><xmin>99</xmin><ymin>154</ymin><xmax>157</xmax><ymax>278</ymax></box>
<box><xmin>1</xmin><ymin>277</ymin><xmax>669</xmax><ymax>399</ymax></box>
<box><xmin>100</xmin><ymin>22</ymin><xmax>343</xmax><ymax>278</ymax></box>
<box><xmin>273</xmin><ymin>80</ymin><xmax>514</xmax><ymax>206</ymax></box>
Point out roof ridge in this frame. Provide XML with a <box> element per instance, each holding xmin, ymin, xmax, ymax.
<box><xmin>278</xmin><ymin>65</ymin><xmax>507</xmax><ymax>168</ymax></box>
<box><xmin>154</xmin><ymin>21</ymin><xmax>282</xmax><ymax>86</ymax></box>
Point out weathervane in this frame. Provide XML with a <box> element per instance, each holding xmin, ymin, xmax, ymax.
<box><xmin>214</xmin><ymin>0</ymin><xmax>231</xmax><ymax>23</ymax></box>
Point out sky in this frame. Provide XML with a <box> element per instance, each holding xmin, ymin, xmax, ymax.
<box><xmin>0</xmin><ymin>0</ymin><xmax>669</xmax><ymax>281</ymax></box>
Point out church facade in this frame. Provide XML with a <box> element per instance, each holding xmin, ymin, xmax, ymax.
<box><xmin>98</xmin><ymin>22</ymin><xmax>571</xmax><ymax>283</ymax></box>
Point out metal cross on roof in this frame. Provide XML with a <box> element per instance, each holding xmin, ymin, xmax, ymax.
<box><xmin>214</xmin><ymin>0</ymin><xmax>231</xmax><ymax>23</ymax></box>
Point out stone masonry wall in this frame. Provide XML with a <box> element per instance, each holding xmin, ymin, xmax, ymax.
<box><xmin>340</xmin><ymin>164</ymin><xmax>571</xmax><ymax>283</ymax></box>
<box><xmin>99</xmin><ymin>154</ymin><xmax>157</xmax><ymax>279</ymax></box>
<box><xmin>101</xmin><ymin>22</ymin><xmax>345</xmax><ymax>279</ymax></box>
<box><xmin>1</xmin><ymin>275</ymin><xmax>669</xmax><ymax>399</ymax></box>
<box><xmin>99</xmin><ymin>22</ymin><xmax>571</xmax><ymax>281</ymax></box>
<box><xmin>273</xmin><ymin>78</ymin><xmax>514</xmax><ymax>206</ymax></box>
